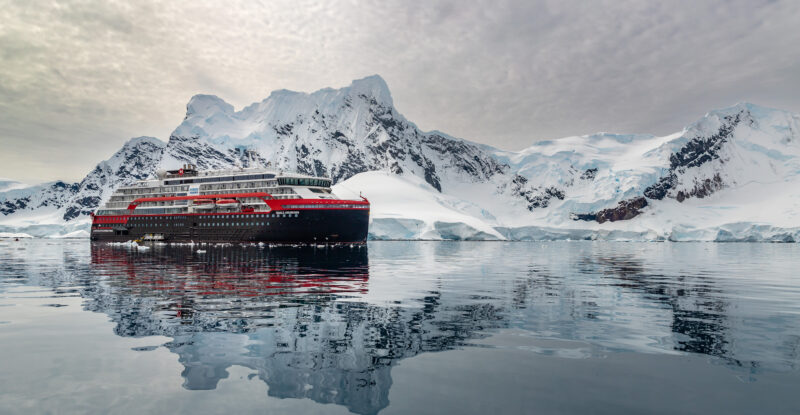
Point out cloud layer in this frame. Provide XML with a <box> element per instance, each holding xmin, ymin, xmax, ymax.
<box><xmin>1</xmin><ymin>0</ymin><xmax>799</xmax><ymax>182</ymax></box>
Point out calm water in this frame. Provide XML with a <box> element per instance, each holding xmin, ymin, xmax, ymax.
<box><xmin>1</xmin><ymin>240</ymin><xmax>799</xmax><ymax>414</ymax></box>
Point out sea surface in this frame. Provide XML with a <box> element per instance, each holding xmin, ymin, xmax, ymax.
<box><xmin>0</xmin><ymin>239</ymin><xmax>799</xmax><ymax>414</ymax></box>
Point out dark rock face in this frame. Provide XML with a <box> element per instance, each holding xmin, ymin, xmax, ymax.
<box><xmin>570</xmin><ymin>212</ymin><xmax>596</xmax><ymax>222</ymax></box>
<box><xmin>584</xmin><ymin>109</ymin><xmax>748</xmax><ymax>224</ymax></box>
<box><xmin>573</xmin><ymin>197</ymin><xmax>648</xmax><ymax>223</ymax></box>
<box><xmin>63</xmin><ymin>196</ymin><xmax>102</xmax><ymax>221</ymax></box>
<box><xmin>329</xmin><ymin>148</ymin><xmax>370</xmax><ymax>185</ymax></box>
<box><xmin>643</xmin><ymin>174</ymin><xmax>676</xmax><ymax>200</ymax></box>
<box><xmin>645</xmin><ymin>112</ymin><xmax>743</xmax><ymax>201</ymax></box>
<box><xmin>421</xmin><ymin>133</ymin><xmax>507</xmax><ymax>182</ymax></box>
<box><xmin>580</xmin><ymin>168</ymin><xmax>598</xmax><ymax>181</ymax></box>
<box><xmin>676</xmin><ymin>173</ymin><xmax>724</xmax><ymax>202</ymax></box>
<box><xmin>230</xmin><ymin>148</ymin><xmax>268</xmax><ymax>168</ymax></box>
<box><xmin>510</xmin><ymin>175</ymin><xmax>566</xmax><ymax>211</ymax></box>
<box><xmin>349</xmin><ymin>102</ymin><xmax>506</xmax><ymax>192</ymax></box>
<box><xmin>535</xmin><ymin>187</ymin><xmax>566</xmax><ymax>208</ymax></box>
<box><xmin>597</xmin><ymin>197</ymin><xmax>648</xmax><ymax>223</ymax></box>
<box><xmin>165</xmin><ymin>136</ymin><xmax>240</xmax><ymax>170</ymax></box>
<box><xmin>0</xmin><ymin>181</ymin><xmax>80</xmax><ymax>217</ymax></box>
<box><xmin>669</xmin><ymin>113</ymin><xmax>740</xmax><ymax>170</ymax></box>
<box><xmin>1</xmin><ymin>197</ymin><xmax>30</xmax><ymax>215</ymax></box>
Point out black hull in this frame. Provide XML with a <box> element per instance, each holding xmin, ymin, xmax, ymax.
<box><xmin>91</xmin><ymin>209</ymin><xmax>369</xmax><ymax>244</ymax></box>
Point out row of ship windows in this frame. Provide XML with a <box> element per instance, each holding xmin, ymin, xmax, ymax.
<box><xmin>202</xmin><ymin>222</ymin><xmax>267</xmax><ymax>227</ymax></box>
<box><xmin>117</xmin><ymin>186</ymin><xmax>190</xmax><ymax>195</ymax></box>
<box><xmin>106</xmin><ymin>198</ymin><xmax>298</xmax><ymax>209</ymax></box>
<box><xmin>163</xmin><ymin>174</ymin><xmax>277</xmax><ymax>185</ymax></box>
<box><xmin>277</xmin><ymin>177</ymin><xmax>331</xmax><ymax>187</ymax></box>
<box><xmin>95</xmin><ymin>208</ymin><xmax>307</xmax><ymax>216</ymax></box>
<box><xmin>109</xmin><ymin>192</ymin><xmax>186</xmax><ymax>202</ymax></box>
<box><xmin>128</xmin><ymin>213</ymin><xmax>297</xmax><ymax>220</ymax></box>
<box><xmin>127</xmin><ymin>222</ymin><xmax>270</xmax><ymax>227</ymax></box>
<box><xmin>282</xmin><ymin>204</ymin><xmax>368</xmax><ymax>209</ymax></box>
<box><xmin>96</xmin><ymin>208</ymin><xmax>187</xmax><ymax>215</ymax></box>
<box><xmin>199</xmin><ymin>181</ymin><xmax>279</xmax><ymax>191</ymax></box>
<box><xmin>109</xmin><ymin>187</ymin><xmax>297</xmax><ymax>204</ymax></box>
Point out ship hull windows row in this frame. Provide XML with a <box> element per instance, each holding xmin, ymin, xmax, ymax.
<box><xmin>163</xmin><ymin>173</ymin><xmax>276</xmax><ymax>186</ymax></box>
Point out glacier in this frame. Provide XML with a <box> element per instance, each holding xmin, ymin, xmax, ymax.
<box><xmin>1</xmin><ymin>76</ymin><xmax>799</xmax><ymax>242</ymax></box>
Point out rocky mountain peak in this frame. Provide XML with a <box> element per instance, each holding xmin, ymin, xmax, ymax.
<box><xmin>185</xmin><ymin>94</ymin><xmax>235</xmax><ymax>119</ymax></box>
<box><xmin>345</xmin><ymin>74</ymin><xmax>393</xmax><ymax>107</ymax></box>
<box><xmin>124</xmin><ymin>136</ymin><xmax>166</xmax><ymax>147</ymax></box>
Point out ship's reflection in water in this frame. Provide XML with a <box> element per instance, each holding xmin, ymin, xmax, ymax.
<box><xmin>87</xmin><ymin>244</ymin><xmax>511</xmax><ymax>415</ymax></box>
<box><xmin>3</xmin><ymin>241</ymin><xmax>799</xmax><ymax>414</ymax></box>
<box><xmin>89</xmin><ymin>245</ymin><xmax>400</xmax><ymax>414</ymax></box>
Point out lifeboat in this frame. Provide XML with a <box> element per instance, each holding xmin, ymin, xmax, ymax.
<box><xmin>192</xmin><ymin>199</ymin><xmax>215</xmax><ymax>210</ymax></box>
<box><xmin>216</xmin><ymin>199</ymin><xmax>241</xmax><ymax>206</ymax></box>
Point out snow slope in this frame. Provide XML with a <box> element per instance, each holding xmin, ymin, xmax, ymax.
<box><xmin>333</xmin><ymin>171</ymin><xmax>504</xmax><ymax>240</ymax></box>
<box><xmin>0</xmin><ymin>179</ymin><xmax>32</xmax><ymax>193</ymax></box>
<box><xmin>1</xmin><ymin>74</ymin><xmax>798</xmax><ymax>241</ymax></box>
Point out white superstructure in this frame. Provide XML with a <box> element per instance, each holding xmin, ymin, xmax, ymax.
<box><xmin>96</xmin><ymin>165</ymin><xmax>337</xmax><ymax>216</ymax></box>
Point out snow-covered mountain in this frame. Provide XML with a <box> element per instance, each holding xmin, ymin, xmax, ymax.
<box><xmin>346</xmin><ymin>101</ymin><xmax>799</xmax><ymax>242</ymax></box>
<box><xmin>0</xmin><ymin>136</ymin><xmax>164</xmax><ymax>237</ymax></box>
<box><xmin>1</xmin><ymin>75</ymin><xmax>798</xmax><ymax>241</ymax></box>
<box><xmin>161</xmin><ymin>75</ymin><xmax>511</xmax><ymax>192</ymax></box>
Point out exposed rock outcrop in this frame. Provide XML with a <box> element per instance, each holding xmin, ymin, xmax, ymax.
<box><xmin>572</xmin><ymin>197</ymin><xmax>648</xmax><ymax>223</ymax></box>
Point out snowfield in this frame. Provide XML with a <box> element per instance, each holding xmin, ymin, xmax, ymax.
<box><xmin>1</xmin><ymin>75</ymin><xmax>799</xmax><ymax>242</ymax></box>
<box><xmin>333</xmin><ymin>172</ymin><xmax>504</xmax><ymax>240</ymax></box>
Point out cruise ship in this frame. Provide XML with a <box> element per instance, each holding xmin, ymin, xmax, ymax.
<box><xmin>90</xmin><ymin>165</ymin><xmax>370</xmax><ymax>244</ymax></box>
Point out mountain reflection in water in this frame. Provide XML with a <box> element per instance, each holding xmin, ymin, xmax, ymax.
<box><xmin>1</xmin><ymin>241</ymin><xmax>798</xmax><ymax>414</ymax></box>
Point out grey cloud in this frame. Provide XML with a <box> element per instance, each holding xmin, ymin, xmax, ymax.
<box><xmin>0</xmin><ymin>0</ymin><xmax>798</xmax><ymax>182</ymax></box>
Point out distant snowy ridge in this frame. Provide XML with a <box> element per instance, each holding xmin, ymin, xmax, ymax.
<box><xmin>0</xmin><ymin>137</ymin><xmax>164</xmax><ymax>237</ymax></box>
<box><xmin>0</xmin><ymin>231</ymin><xmax>34</xmax><ymax>239</ymax></box>
<box><xmin>1</xmin><ymin>75</ymin><xmax>798</xmax><ymax>241</ymax></box>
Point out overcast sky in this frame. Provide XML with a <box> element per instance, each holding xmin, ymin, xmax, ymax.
<box><xmin>1</xmin><ymin>0</ymin><xmax>799</xmax><ymax>183</ymax></box>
